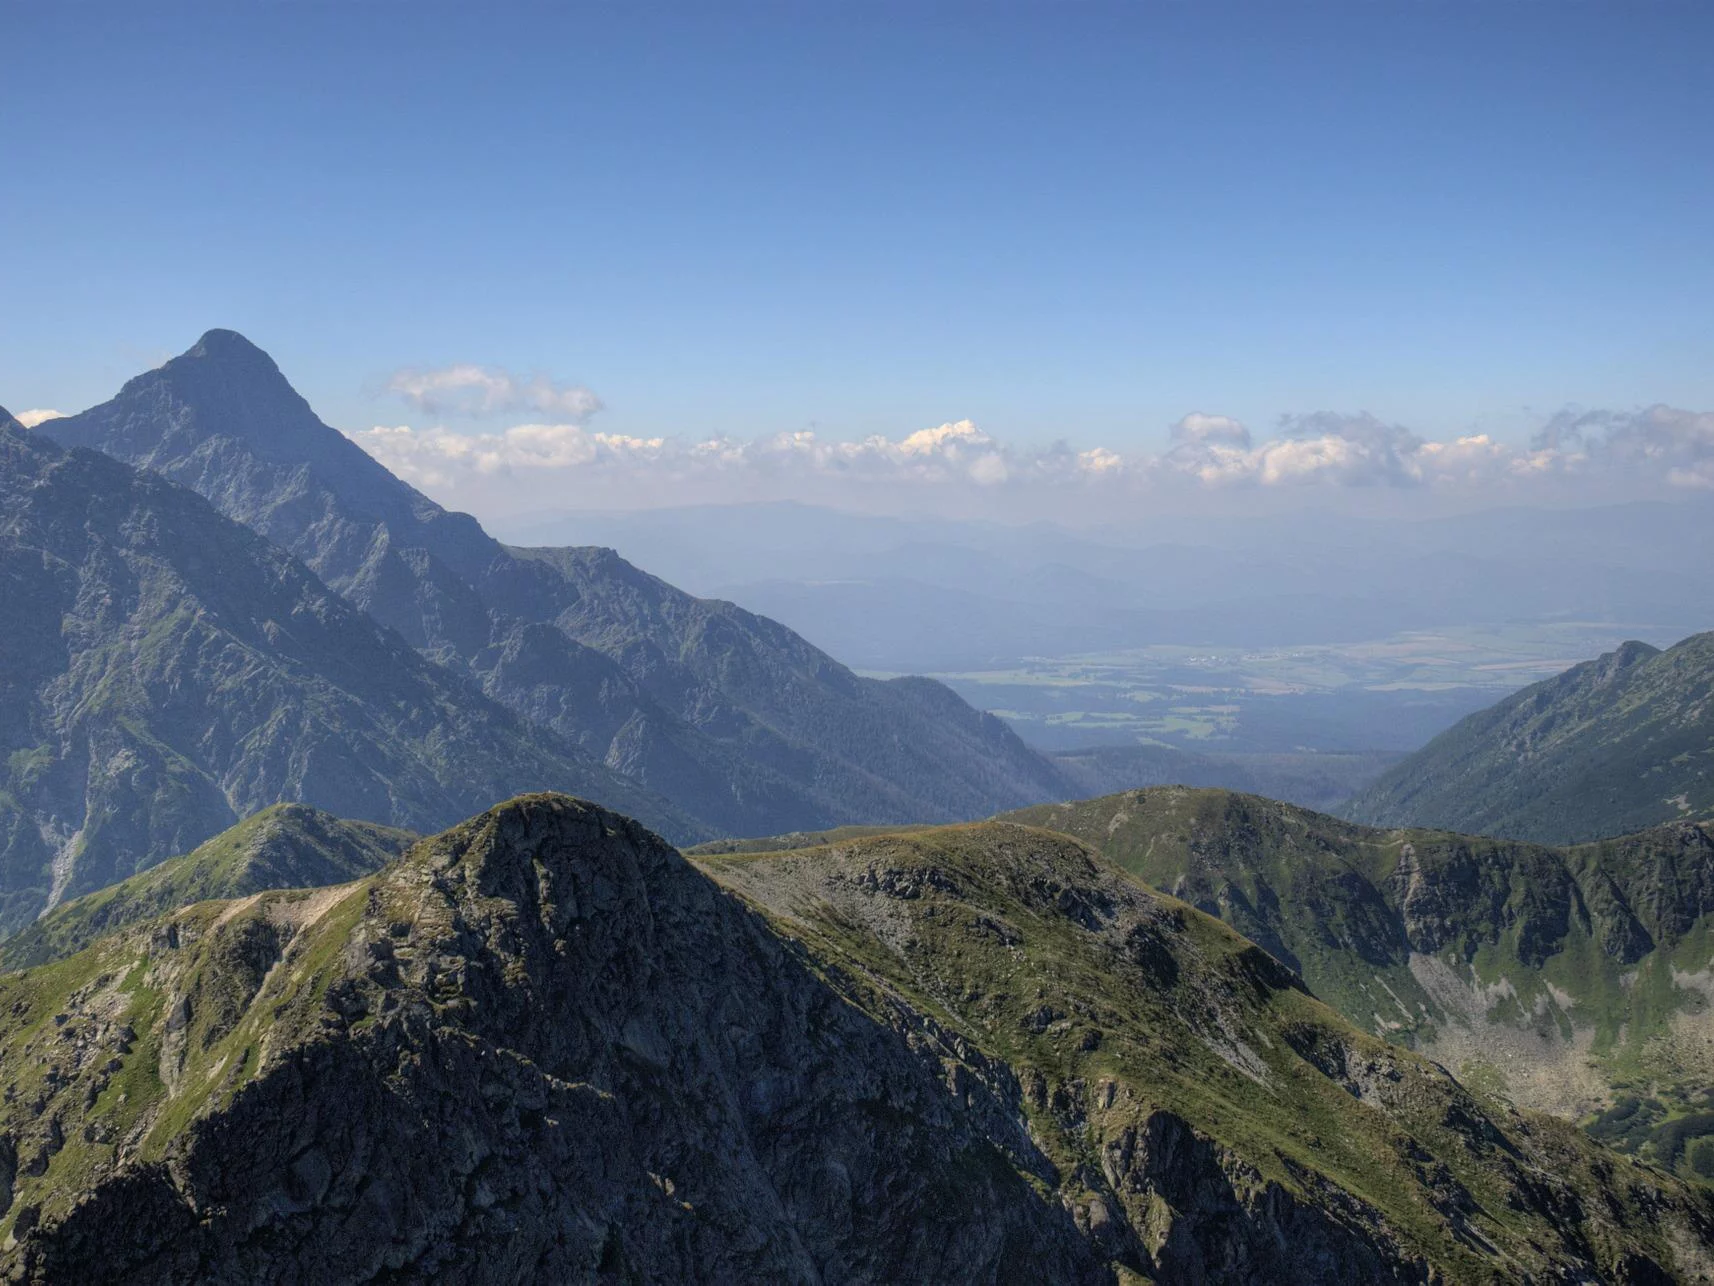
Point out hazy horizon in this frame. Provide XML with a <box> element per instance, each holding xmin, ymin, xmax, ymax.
<box><xmin>9</xmin><ymin>1</ymin><xmax>1714</xmax><ymax>526</ymax></box>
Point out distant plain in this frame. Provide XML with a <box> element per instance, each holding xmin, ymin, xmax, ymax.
<box><xmin>910</xmin><ymin>620</ymin><xmax>1676</xmax><ymax>754</ymax></box>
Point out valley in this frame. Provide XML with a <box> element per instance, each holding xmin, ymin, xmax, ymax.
<box><xmin>918</xmin><ymin>621</ymin><xmax>1684</xmax><ymax>755</ymax></box>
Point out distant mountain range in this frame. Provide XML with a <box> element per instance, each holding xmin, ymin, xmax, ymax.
<box><xmin>1048</xmin><ymin>743</ymin><xmax>1397</xmax><ymax>814</ymax></box>
<box><xmin>0</xmin><ymin>412</ymin><xmax>695</xmax><ymax>930</ymax></box>
<box><xmin>513</xmin><ymin>498</ymin><xmax>1714</xmax><ymax>672</ymax></box>
<box><xmin>3</xmin><ymin>792</ymin><xmax>1709</xmax><ymax>1280</ymax></box>
<box><xmin>38</xmin><ymin>332</ymin><xmax>1070</xmax><ymax>842</ymax></box>
<box><xmin>1344</xmin><ymin>632</ymin><xmax>1714</xmax><ymax>843</ymax></box>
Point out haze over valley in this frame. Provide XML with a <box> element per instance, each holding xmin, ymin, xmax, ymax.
<box><xmin>508</xmin><ymin>500</ymin><xmax>1713</xmax><ymax>808</ymax></box>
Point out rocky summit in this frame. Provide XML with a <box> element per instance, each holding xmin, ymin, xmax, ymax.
<box><xmin>0</xmin><ymin>795</ymin><xmax>1709</xmax><ymax>1282</ymax></box>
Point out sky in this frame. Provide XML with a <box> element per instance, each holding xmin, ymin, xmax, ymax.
<box><xmin>5</xmin><ymin>1</ymin><xmax>1714</xmax><ymax>523</ymax></box>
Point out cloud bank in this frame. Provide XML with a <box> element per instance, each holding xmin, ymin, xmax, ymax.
<box><xmin>388</xmin><ymin>364</ymin><xmax>603</xmax><ymax>421</ymax></box>
<box><xmin>345</xmin><ymin>401</ymin><xmax>1714</xmax><ymax>520</ymax></box>
<box><xmin>14</xmin><ymin>409</ymin><xmax>66</xmax><ymax>429</ymax></box>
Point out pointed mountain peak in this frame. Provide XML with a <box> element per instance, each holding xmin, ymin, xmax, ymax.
<box><xmin>73</xmin><ymin>327</ymin><xmax>327</xmax><ymax>457</ymax></box>
<box><xmin>0</xmin><ymin>405</ymin><xmax>19</xmax><ymax>430</ymax></box>
<box><xmin>186</xmin><ymin>327</ymin><xmax>272</xmax><ymax>363</ymax></box>
<box><xmin>163</xmin><ymin>327</ymin><xmax>293</xmax><ymax>389</ymax></box>
<box><xmin>39</xmin><ymin>329</ymin><xmax>499</xmax><ymax>578</ymax></box>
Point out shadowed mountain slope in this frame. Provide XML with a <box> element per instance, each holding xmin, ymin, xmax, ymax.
<box><xmin>42</xmin><ymin>332</ymin><xmax>1072</xmax><ymax>836</ymax></box>
<box><xmin>0</xmin><ymin>422</ymin><xmax>700</xmax><ymax>931</ymax></box>
<box><xmin>511</xmin><ymin>543</ymin><xmax>1072</xmax><ymax>825</ymax></box>
<box><xmin>1344</xmin><ymin>634</ymin><xmax>1714</xmax><ymax>844</ymax></box>
<box><xmin>1</xmin><ymin>794</ymin><xmax>1710</xmax><ymax>1281</ymax></box>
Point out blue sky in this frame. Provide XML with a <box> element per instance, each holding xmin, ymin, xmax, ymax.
<box><xmin>6</xmin><ymin>1</ymin><xmax>1713</xmax><ymax>518</ymax></box>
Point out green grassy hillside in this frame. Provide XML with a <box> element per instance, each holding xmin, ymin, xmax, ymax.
<box><xmin>700</xmin><ymin>821</ymin><xmax>1714</xmax><ymax>1279</ymax></box>
<box><xmin>0</xmin><ymin>794</ymin><xmax>1708</xmax><ymax>1281</ymax></box>
<box><xmin>1344</xmin><ymin>633</ymin><xmax>1714</xmax><ymax>844</ymax></box>
<box><xmin>0</xmin><ymin>804</ymin><xmax>415</xmax><ymax>972</ymax></box>
<box><xmin>1003</xmin><ymin>786</ymin><xmax>1714</xmax><ymax>1181</ymax></box>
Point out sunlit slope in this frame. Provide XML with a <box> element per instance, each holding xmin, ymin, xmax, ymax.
<box><xmin>0</xmin><ymin>795</ymin><xmax>1707</xmax><ymax>1280</ymax></box>
<box><xmin>1004</xmin><ymin>786</ymin><xmax>1714</xmax><ymax>1179</ymax></box>
<box><xmin>1345</xmin><ymin>634</ymin><xmax>1714</xmax><ymax>844</ymax></box>
<box><xmin>700</xmin><ymin>821</ymin><xmax>1714</xmax><ymax>1280</ymax></box>
<box><xmin>0</xmin><ymin>804</ymin><xmax>415</xmax><ymax>972</ymax></box>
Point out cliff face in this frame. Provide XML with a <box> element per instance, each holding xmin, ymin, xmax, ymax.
<box><xmin>2</xmin><ymin>796</ymin><xmax>1709</xmax><ymax>1283</ymax></box>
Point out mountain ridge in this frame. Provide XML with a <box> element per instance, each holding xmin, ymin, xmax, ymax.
<box><xmin>1343</xmin><ymin>632</ymin><xmax>1714</xmax><ymax>843</ymax></box>
<box><xmin>1000</xmin><ymin>785</ymin><xmax>1714</xmax><ymax>1180</ymax></box>
<box><xmin>2</xmin><ymin>792</ymin><xmax>1710</xmax><ymax>1280</ymax></box>
<box><xmin>41</xmin><ymin>332</ymin><xmax>1074</xmax><ymax>838</ymax></box>
<box><xmin>0</xmin><ymin>804</ymin><xmax>415</xmax><ymax>973</ymax></box>
<box><xmin>0</xmin><ymin>421</ymin><xmax>700</xmax><ymax>930</ymax></box>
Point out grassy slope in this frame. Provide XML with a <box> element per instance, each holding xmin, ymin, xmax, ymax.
<box><xmin>697</xmin><ymin>823</ymin><xmax>1714</xmax><ymax>1281</ymax></box>
<box><xmin>0</xmin><ymin>799</ymin><xmax>1706</xmax><ymax>1279</ymax></box>
<box><xmin>685</xmin><ymin>822</ymin><xmax>938</xmax><ymax>855</ymax></box>
<box><xmin>0</xmin><ymin>879</ymin><xmax>372</xmax><ymax>1240</ymax></box>
<box><xmin>1002</xmin><ymin>786</ymin><xmax>1714</xmax><ymax>1180</ymax></box>
<box><xmin>0</xmin><ymin>805</ymin><xmax>415</xmax><ymax>972</ymax></box>
<box><xmin>1344</xmin><ymin>633</ymin><xmax>1714</xmax><ymax>844</ymax></box>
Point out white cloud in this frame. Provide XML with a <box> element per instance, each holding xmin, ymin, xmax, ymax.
<box><xmin>1160</xmin><ymin>411</ymin><xmax>1551</xmax><ymax>490</ymax></box>
<box><xmin>1076</xmin><ymin>446</ymin><xmax>1124</xmax><ymax>474</ymax></box>
<box><xmin>387</xmin><ymin>364</ymin><xmax>603</xmax><ymax>421</ymax></box>
<box><xmin>15</xmin><ymin>409</ymin><xmax>66</xmax><ymax>428</ymax></box>
<box><xmin>675</xmin><ymin>421</ymin><xmax>1015</xmax><ymax>486</ymax></box>
<box><xmin>351</xmin><ymin>423</ymin><xmax>661</xmax><ymax>489</ymax></box>
<box><xmin>1170</xmin><ymin>412</ymin><xmax>1252</xmax><ymax>448</ymax></box>
<box><xmin>1528</xmin><ymin>404</ymin><xmax>1714</xmax><ymax>489</ymax></box>
<box><xmin>342</xmin><ymin>402</ymin><xmax>1714</xmax><ymax>518</ymax></box>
